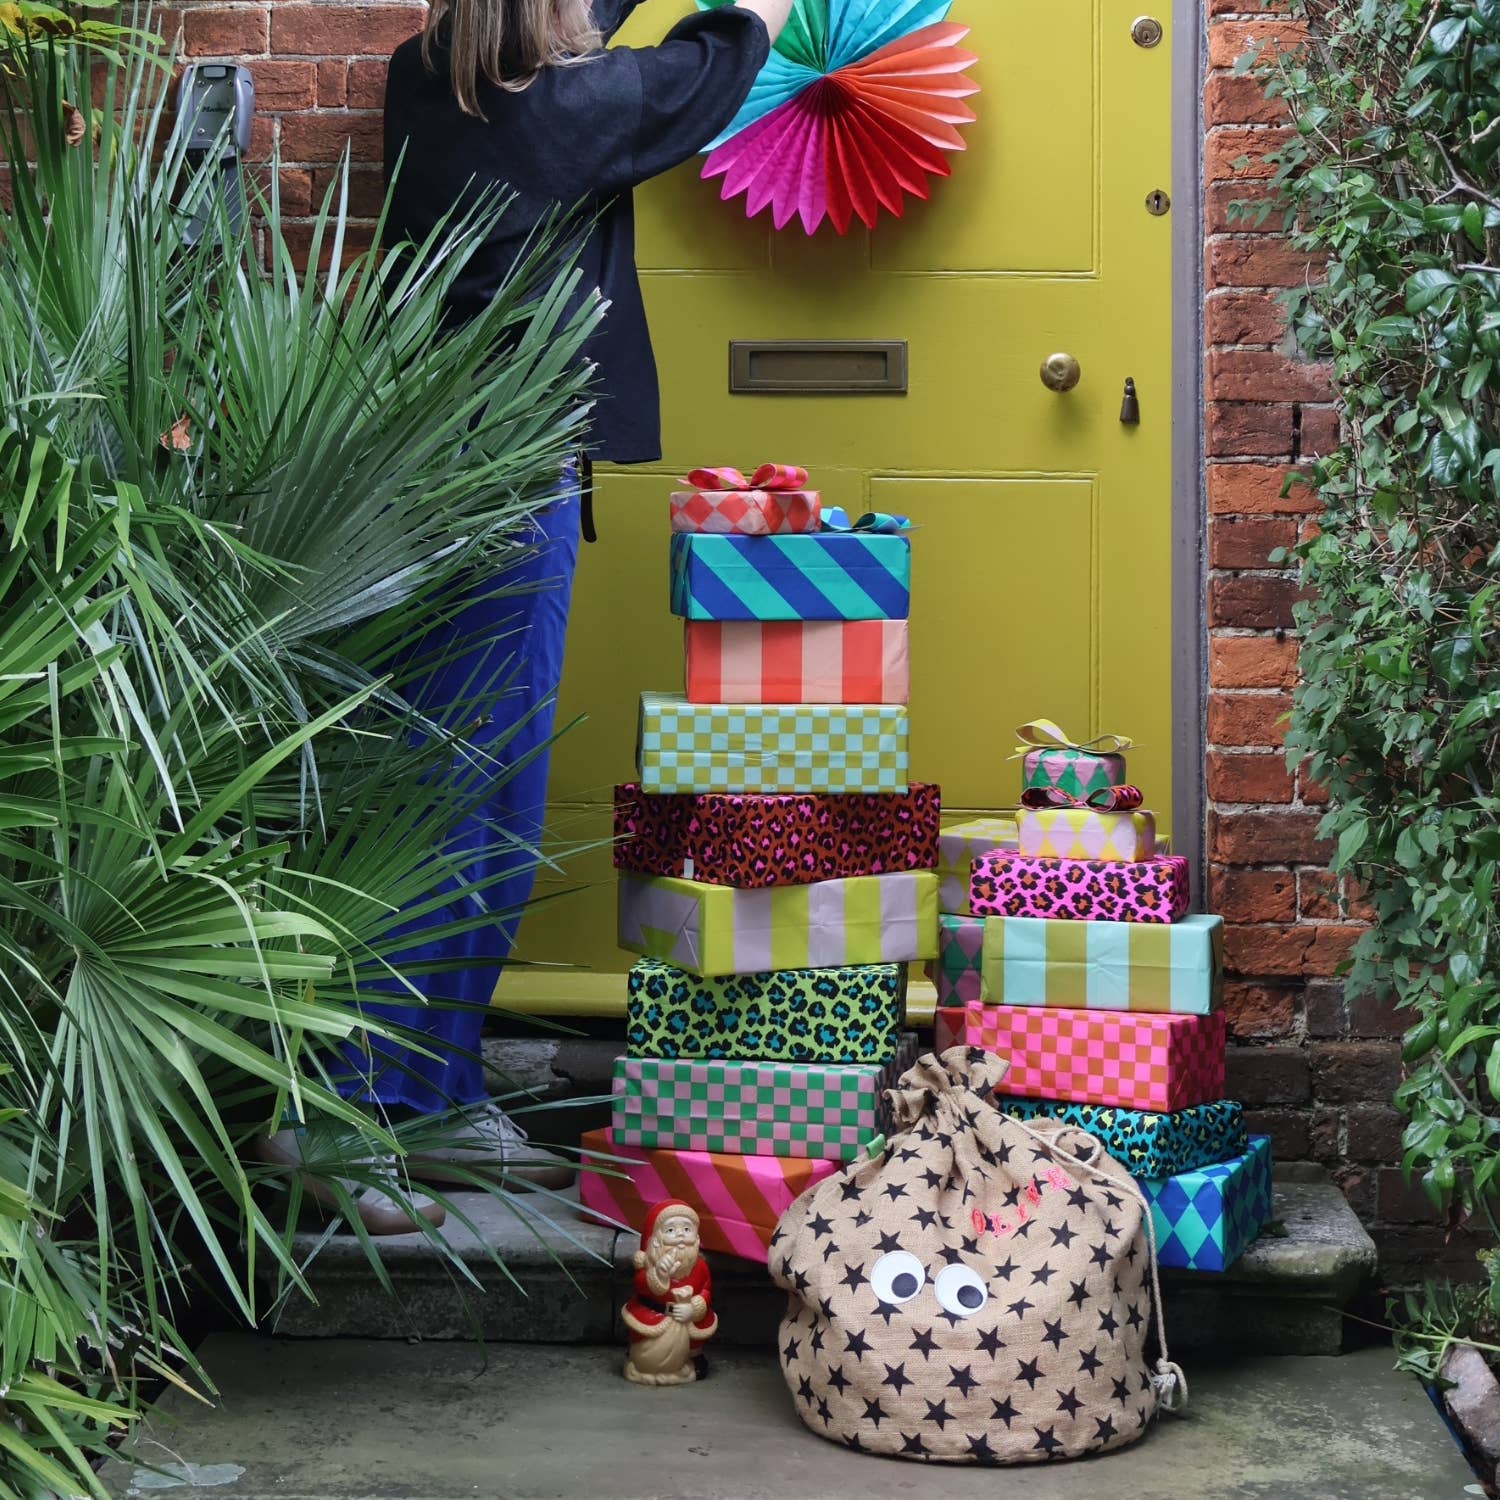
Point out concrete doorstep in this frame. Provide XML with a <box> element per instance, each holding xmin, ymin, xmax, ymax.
<box><xmin>99</xmin><ymin>1337</ymin><xmax>1474</xmax><ymax>1500</ymax></box>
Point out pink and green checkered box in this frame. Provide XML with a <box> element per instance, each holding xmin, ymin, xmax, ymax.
<box><xmin>611</xmin><ymin>1041</ymin><xmax>914</xmax><ymax>1161</ymax></box>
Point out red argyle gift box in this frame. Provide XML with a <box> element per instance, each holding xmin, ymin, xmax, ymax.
<box><xmin>613</xmin><ymin>782</ymin><xmax>940</xmax><ymax>888</ymax></box>
<box><xmin>970</xmin><ymin>850</ymin><xmax>1191</xmax><ymax>924</ymax></box>
<box><xmin>935</xmin><ymin>1003</ymin><xmax>1227</xmax><ymax>1111</ymax></box>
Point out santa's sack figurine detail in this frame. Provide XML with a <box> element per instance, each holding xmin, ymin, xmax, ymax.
<box><xmin>622</xmin><ymin>1199</ymin><xmax>719</xmax><ymax>1386</ymax></box>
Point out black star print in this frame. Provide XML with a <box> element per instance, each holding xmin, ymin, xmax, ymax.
<box><xmin>839</xmin><ymin>1263</ymin><xmax>863</xmax><ymax>1291</ymax></box>
<box><xmin>1099</xmin><ymin>1308</ymin><xmax>1119</xmax><ymax>1337</ymax></box>
<box><xmin>862</xmin><ymin>1397</ymin><xmax>887</xmax><ymax>1428</ymax></box>
<box><xmin>896</xmin><ymin>1144</ymin><xmax>921</xmax><ymax>1163</ymax></box>
<box><xmin>1031</xmin><ymin>1261</ymin><xmax>1057</xmax><ymax>1286</ymax></box>
<box><xmin>839</xmin><ymin>1180</ymin><xmax>861</xmax><ymax>1201</ymax></box>
<box><xmin>1066</xmin><ymin>1185</ymin><xmax>1090</xmax><ymax>1211</ymax></box>
<box><xmin>823</xmin><ymin>1241</ymin><xmax>843</xmax><ymax>1263</ymax></box>
<box><xmin>1095</xmin><ymin>1413</ymin><xmax>1116</xmax><ymax>1443</ymax></box>
<box><xmin>947</xmin><ymin>1364</ymin><xmax>979</xmax><ymax>1397</ymax></box>
<box><xmin>1033</xmin><ymin>1425</ymin><xmax>1063</xmax><ymax>1456</ymax></box>
<box><xmin>975</xmin><ymin>1325</ymin><xmax>1006</xmax><ymax>1357</ymax></box>
<box><xmin>844</xmin><ymin>1432</ymin><xmax>865</xmax><ymax>1454</ymax></box>
<box><xmin>808</xmin><ymin>1212</ymin><xmax>834</xmax><ymax>1239</ymax></box>
<box><xmin>967</xmin><ymin>1432</ymin><xmax>999</xmax><ymax>1464</ymax></box>
<box><xmin>994</xmin><ymin>1139</ymin><xmax>1013</xmax><ymax>1165</ymax></box>
<box><xmin>991</xmin><ymin>1395</ymin><xmax>1019</xmax><ymax>1428</ymax></box>
<box><xmin>992</xmin><ymin>1255</ymin><xmax>1017</xmax><ymax>1281</ymax></box>
<box><xmin>1067</xmin><ymin>1278</ymin><xmax>1090</xmax><ymax>1310</ymax></box>
<box><xmin>937</xmin><ymin>1213</ymin><xmax>955</xmax><ymax>1231</ymax></box>
<box><xmin>791</xmin><ymin>1267</ymin><xmax>810</xmax><ymax>1292</ymax></box>
<box><xmin>925</xmin><ymin>1398</ymin><xmax>953</xmax><ymax>1430</ymax></box>
<box><xmin>827</xmin><ymin>1365</ymin><xmax>851</xmax><ymax>1396</ymax></box>
<box><xmin>1102</xmin><ymin>1218</ymin><xmax>1119</xmax><ymax>1240</ymax></box>
<box><xmin>816</xmin><ymin>1398</ymin><xmax>832</xmax><ymax>1425</ymax></box>
<box><xmin>872</xmin><ymin>1303</ymin><xmax>902</xmax><ymax>1327</ymax></box>
<box><xmin>1125</xmin><ymin>1242</ymin><xmax>1140</xmax><ymax>1266</ymax></box>
<box><xmin>1042</xmin><ymin>1318</ymin><xmax>1066</xmax><ymax>1351</ymax></box>
<box><xmin>882</xmin><ymin>1362</ymin><xmax>912</xmax><ymax>1395</ymax></box>
<box><xmin>844</xmin><ymin>1329</ymin><xmax>872</xmax><ymax>1361</ymax></box>
<box><xmin>909</xmin><ymin>1327</ymin><xmax>940</xmax><ymax>1361</ymax></box>
<box><xmin>810</xmin><ymin>1326</ymin><xmax>824</xmax><ymax>1353</ymax></box>
<box><xmin>1006</xmin><ymin>1295</ymin><xmax>1035</xmax><ymax>1319</ymax></box>
<box><xmin>796</xmin><ymin>1375</ymin><xmax>814</xmax><ymax>1403</ymax></box>
<box><xmin>937</xmin><ymin>1305</ymin><xmax>968</xmax><ymax>1329</ymax></box>
<box><xmin>1090</xmin><ymin>1243</ymin><xmax>1111</xmax><ymax>1270</ymax></box>
<box><xmin>1103</xmin><ymin>1190</ymin><xmax>1124</xmax><ymax>1211</ymax></box>
<box><xmin>883</xmin><ymin>1182</ymin><xmax>908</xmax><ymax>1202</ymax></box>
<box><xmin>921</xmin><ymin>1167</ymin><xmax>944</xmax><ymax>1190</ymax></box>
<box><xmin>900</xmin><ymin>1432</ymin><xmax>927</xmax><ymax>1455</ymax></box>
<box><xmin>1056</xmin><ymin>1386</ymin><xmax>1084</xmax><ymax>1418</ymax></box>
<box><xmin>1126</xmin><ymin>1302</ymin><xmax>1145</xmax><ymax>1332</ymax></box>
<box><xmin>1078</xmin><ymin>1345</ymin><xmax>1103</xmax><ymax>1378</ymax></box>
<box><xmin>874</xmin><ymin>1230</ymin><xmax>902</xmax><ymax>1254</ymax></box>
<box><xmin>817</xmin><ymin>1296</ymin><xmax>837</xmax><ymax>1320</ymax></box>
<box><xmin>1111</xmin><ymin>1377</ymin><xmax>1131</xmax><ymax>1403</ymax></box>
<box><xmin>937</xmin><ymin>1242</ymin><xmax>968</xmax><ymax>1266</ymax></box>
<box><xmin>1011</xmin><ymin>1217</ymin><xmax>1035</xmax><ymax>1240</ymax></box>
<box><xmin>783</xmin><ymin>1336</ymin><xmax>801</xmax><ymax>1363</ymax></box>
<box><xmin>852</xmin><ymin>1209</ymin><xmax>873</xmax><ymax>1228</ymax></box>
<box><xmin>912</xmin><ymin>1207</ymin><xmax>938</xmax><ymax>1230</ymax></box>
<box><xmin>1016</xmin><ymin>1356</ymin><xmax>1044</xmax><ymax>1389</ymax></box>
<box><xmin>1050</xmin><ymin>1222</ymin><xmax>1077</xmax><ymax>1250</ymax></box>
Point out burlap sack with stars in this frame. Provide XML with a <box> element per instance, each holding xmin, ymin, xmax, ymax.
<box><xmin>768</xmin><ymin>1046</ymin><xmax>1184</xmax><ymax>1464</ymax></box>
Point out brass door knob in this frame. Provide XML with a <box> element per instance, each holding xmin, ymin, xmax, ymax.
<box><xmin>1040</xmin><ymin>353</ymin><xmax>1082</xmax><ymax>393</ymax></box>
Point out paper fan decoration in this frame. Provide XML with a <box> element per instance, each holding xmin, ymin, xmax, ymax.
<box><xmin>697</xmin><ymin>0</ymin><xmax>979</xmax><ymax>235</ymax></box>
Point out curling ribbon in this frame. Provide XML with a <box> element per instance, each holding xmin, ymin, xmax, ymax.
<box><xmin>820</xmin><ymin>507</ymin><xmax>912</xmax><ymax>534</ymax></box>
<box><xmin>1009</xmin><ymin>719</ymin><xmax>1135</xmax><ymax>761</ymax></box>
<box><xmin>684</xmin><ymin>464</ymin><xmax>810</xmax><ymax>492</ymax></box>
<box><xmin>1019</xmin><ymin>785</ymin><xmax>1146</xmax><ymax>812</ymax></box>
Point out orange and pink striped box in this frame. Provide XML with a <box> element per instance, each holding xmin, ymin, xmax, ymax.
<box><xmin>684</xmin><ymin>619</ymin><xmax>909</xmax><ymax>704</ymax></box>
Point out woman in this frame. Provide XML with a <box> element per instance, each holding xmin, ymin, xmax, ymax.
<box><xmin>333</xmin><ymin>0</ymin><xmax>793</xmax><ymax>1214</ymax></box>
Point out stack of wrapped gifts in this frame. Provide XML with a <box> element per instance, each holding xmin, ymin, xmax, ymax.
<box><xmin>578</xmin><ymin>466</ymin><xmax>938</xmax><ymax>1264</ymax></box>
<box><xmin>932</xmin><ymin>720</ymin><xmax>1273</xmax><ymax>1273</ymax></box>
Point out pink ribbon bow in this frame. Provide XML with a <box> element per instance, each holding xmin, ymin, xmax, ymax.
<box><xmin>1019</xmin><ymin>785</ymin><xmax>1145</xmax><ymax>812</ymax></box>
<box><xmin>684</xmin><ymin>464</ymin><xmax>810</xmax><ymax>492</ymax></box>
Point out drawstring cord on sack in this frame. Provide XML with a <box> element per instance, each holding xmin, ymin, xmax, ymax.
<box><xmin>1010</xmin><ymin>1119</ymin><xmax>1189</xmax><ymax>1416</ymax></box>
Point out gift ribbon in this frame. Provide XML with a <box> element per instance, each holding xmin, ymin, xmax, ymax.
<box><xmin>820</xmin><ymin>507</ymin><xmax>912</xmax><ymax>534</ymax></box>
<box><xmin>1019</xmin><ymin>784</ymin><xmax>1146</xmax><ymax>812</ymax></box>
<box><xmin>1010</xmin><ymin>718</ymin><xmax>1134</xmax><ymax>760</ymax></box>
<box><xmin>684</xmin><ymin>464</ymin><xmax>809</xmax><ymax>492</ymax></box>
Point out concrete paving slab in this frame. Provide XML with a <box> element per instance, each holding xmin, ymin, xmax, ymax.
<box><xmin>101</xmin><ymin>1336</ymin><xmax>1474</xmax><ymax>1500</ymax></box>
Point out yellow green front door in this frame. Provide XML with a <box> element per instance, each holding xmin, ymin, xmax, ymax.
<box><xmin>496</xmin><ymin>1</ymin><xmax>1175</xmax><ymax>1012</ymax></box>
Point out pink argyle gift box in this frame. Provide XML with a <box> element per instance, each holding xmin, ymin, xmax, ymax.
<box><xmin>670</xmin><ymin>488</ymin><xmax>821</xmax><ymax>536</ymax></box>
<box><xmin>970</xmin><ymin>850</ymin><xmax>1191</xmax><ymax>924</ymax></box>
<box><xmin>935</xmin><ymin>1003</ymin><xmax>1227</xmax><ymax>1111</ymax></box>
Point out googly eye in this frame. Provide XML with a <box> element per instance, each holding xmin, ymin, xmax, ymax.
<box><xmin>869</xmin><ymin>1251</ymin><xmax>926</xmax><ymax>1306</ymax></box>
<box><xmin>934</xmin><ymin>1263</ymin><xmax>989</xmax><ymax>1319</ymax></box>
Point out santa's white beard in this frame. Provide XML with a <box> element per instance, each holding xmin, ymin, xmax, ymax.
<box><xmin>648</xmin><ymin>1243</ymin><xmax>693</xmax><ymax>1293</ymax></box>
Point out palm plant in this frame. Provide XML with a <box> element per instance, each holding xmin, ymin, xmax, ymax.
<box><xmin>0</xmin><ymin>9</ymin><xmax>606</xmax><ymax>1494</ymax></box>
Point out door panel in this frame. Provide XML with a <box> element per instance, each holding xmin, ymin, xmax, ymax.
<box><xmin>496</xmin><ymin>0</ymin><xmax>1174</xmax><ymax>1002</ymax></box>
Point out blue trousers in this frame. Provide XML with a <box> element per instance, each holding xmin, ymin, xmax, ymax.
<box><xmin>340</xmin><ymin>486</ymin><xmax>580</xmax><ymax>1113</ymax></box>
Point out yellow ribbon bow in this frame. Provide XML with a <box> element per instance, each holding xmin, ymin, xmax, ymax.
<box><xmin>1010</xmin><ymin>719</ymin><xmax>1134</xmax><ymax>760</ymax></box>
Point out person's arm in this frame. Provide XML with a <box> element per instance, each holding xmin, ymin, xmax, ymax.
<box><xmin>727</xmin><ymin>0</ymin><xmax>792</xmax><ymax>45</ymax></box>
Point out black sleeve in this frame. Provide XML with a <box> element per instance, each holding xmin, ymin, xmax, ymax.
<box><xmin>609</xmin><ymin>6</ymin><xmax>770</xmax><ymax>190</ymax></box>
<box><xmin>591</xmin><ymin>0</ymin><xmax>645</xmax><ymax>42</ymax></box>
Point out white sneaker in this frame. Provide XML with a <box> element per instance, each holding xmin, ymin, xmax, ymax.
<box><xmin>407</xmin><ymin>1101</ymin><xmax>575</xmax><ymax>1190</ymax></box>
<box><xmin>255</xmin><ymin>1129</ymin><xmax>446</xmax><ymax>1236</ymax></box>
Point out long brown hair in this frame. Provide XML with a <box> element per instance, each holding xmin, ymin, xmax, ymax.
<box><xmin>422</xmin><ymin>0</ymin><xmax>602</xmax><ymax>118</ymax></box>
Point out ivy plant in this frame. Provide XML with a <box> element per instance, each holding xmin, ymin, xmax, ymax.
<box><xmin>1243</xmin><ymin>0</ymin><xmax>1500</xmax><ymax>1237</ymax></box>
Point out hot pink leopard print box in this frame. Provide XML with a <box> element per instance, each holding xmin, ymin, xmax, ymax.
<box><xmin>969</xmin><ymin>850</ymin><xmax>1191</xmax><ymax>924</ymax></box>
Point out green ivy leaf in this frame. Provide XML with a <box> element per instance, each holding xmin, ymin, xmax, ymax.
<box><xmin>1433</xmin><ymin>631</ymin><xmax>1477</xmax><ymax>688</ymax></box>
<box><xmin>1428</xmin><ymin>16</ymin><xmax>1468</xmax><ymax>53</ymax></box>
<box><xmin>1335</xmin><ymin>819</ymin><xmax>1370</xmax><ymax>867</ymax></box>
<box><xmin>1406</xmin><ymin>268</ymin><xmax>1461</xmax><ymax>311</ymax></box>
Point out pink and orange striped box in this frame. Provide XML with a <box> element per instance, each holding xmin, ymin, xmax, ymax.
<box><xmin>684</xmin><ymin>619</ymin><xmax>910</xmax><ymax>704</ymax></box>
<box><xmin>935</xmin><ymin>1003</ymin><xmax>1226</xmax><ymax>1112</ymax></box>
<box><xmin>577</xmin><ymin>1127</ymin><xmax>839</xmax><ymax>1263</ymax></box>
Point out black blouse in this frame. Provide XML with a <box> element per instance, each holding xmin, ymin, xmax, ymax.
<box><xmin>383</xmin><ymin>2</ymin><xmax>770</xmax><ymax>464</ymax></box>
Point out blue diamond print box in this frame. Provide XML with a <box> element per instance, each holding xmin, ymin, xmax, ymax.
<box><xmin>1137</xmin><ymin>1135</ymin><xmax>1274</xmax><ymax>1272</ymax></box>
<box><xmin>670</xmin><ymin>532</ymin><xmax>911</xmax><ymax>621</ymax></box>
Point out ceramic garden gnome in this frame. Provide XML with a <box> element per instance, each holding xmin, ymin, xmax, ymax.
<box><xmin>622</xmin><ymin>1199</ymin><xmax>718</xmax><ymax>1386</ymax></box>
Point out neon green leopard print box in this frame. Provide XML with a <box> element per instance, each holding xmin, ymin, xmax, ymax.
<box><xmin>626</xmin><ymin>957</ymin><xmax>905</xmax><ymax>1065</ymax></box>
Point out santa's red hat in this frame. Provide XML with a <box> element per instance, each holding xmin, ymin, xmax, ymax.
<box><xmin>641</xmin><ymin>1199</ymin><xmax>699</xmax><ymax>1242</ymax></box>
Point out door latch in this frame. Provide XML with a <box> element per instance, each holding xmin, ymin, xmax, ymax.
<box><xmin>1120</xmin><ymin>377</ymin><xmax>1140</xmax><ymax>424</ymax></box>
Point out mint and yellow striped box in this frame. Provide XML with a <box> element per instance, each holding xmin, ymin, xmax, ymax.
<box><xmin>637</xmin><ymin>692</ymin><xmax>908</xmax><ymax>795</ymax></box>
<box><xmin>618</xmin><ymin>871</ymin><xmax>938</xmax><ymax>977</ymax></box>
<box><xmin>937</xmin><ymin>816</ymin><xmax>1018</xmax><ymax>914</ymax></box>
<box><xmin>610</xmin><ymin>1043</ymin><xmax>915</xmax><ymax>1160</ymax></box>
<box><xmin>981</xmin><ymin>914</ymin><xmax>1222</xmax><ymax>1015</ymax></box>
<box><xmin>1015</xmin><ymin>806</ymin><xmax>1157</xmax><ymax>862</ymax></box>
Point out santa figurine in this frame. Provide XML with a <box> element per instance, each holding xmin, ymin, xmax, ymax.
<box><xmin>622</xmin><ymin>1199</ymin><xmax>718</xmax><ymax>1386</ymax></box>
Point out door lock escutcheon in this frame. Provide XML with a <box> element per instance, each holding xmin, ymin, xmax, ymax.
<box><xmin>1131</xmin><ymin>15</ymin><xmax>1163</xmax><ymax>47</ymax></box>
<box><xmin>1145</xmin><ymin>188</ymin><xmax>1171</xmax><ymax>216</ymax></box>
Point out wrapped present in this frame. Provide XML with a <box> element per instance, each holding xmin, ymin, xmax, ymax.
<box><xmin>927</xmin><ymin>912</ymin><xmax>987</xmax><ymax>1006</ymax></box>
<box><xmin>625</xmin><ymin>957</ymin><xmax>904</xmax><ymax>1063</ymax></box>
<box><xmin>934</xmin><ymin>1004</ymin><xmax>1226</xmax><ymax>1111</ymax></box>
<box><xmin>970</xmin><ymin>850</ymin><xmax>1191</xmax><ymax>924</ymax></box>
<box><xmin>1013</xmin><ymin>719</ymin><xmax>1130</xmax><ymax>801</ymax></box>
<box><xmin>670</xmin><ymin>464</ymin><xmax>822</xmax><ymax>536</ymax></box>
<box><xmin>1016</xmin><ymin>806</ymin><xmax>1157</xmax><ymax>863</ymax></box>
<box><xmin>684</xmin><ymin>619</ymin><xmax>910</xmax><ymax>704</ymax></box>
<box><xmin>936</xmin><ymin>816</ymin><xmax>1019</xmax><ymax>914</ymax></box>
<box><xmin>981</xmin><ymin>914</ymin><xmax>1223</xmax><ymax>1014</ymax></box>
<box><xmin>612</xmin><ymin>782</ymin><xmax>939</xmax><ymax>888</ymax></box>
<box><xmin>637</xmin><ymin>692</ymin><xmax>908</xmax><ymax>796</ymax></box>
<box><xmin>998</xmin><ymin>1097</ymin><xmax>1248</xmax><ymax>1178</ymax></box>
<box><xmin>669</xmin><ymin>532</ymin><xmax>911</xmax><ymax>622</ymax></box>
<box><xmin>577</xmin><ymin>1127</ymin><xmax>842</xmax><ymax>1264</ymax></box>
<box><xmin>1139</xmin><ymin>1136</ymin><xmax>1274</xmax><ymax>1272</ymax></box>
<box><xmin>618</xmin><ymin>870</ymin><xmax>938</xmax><ymax>976</ymax></box>
<box><xmin>611</xmin><ymin>1041</ymin><xmax>916</xmax><ymax>1159</ymax></box>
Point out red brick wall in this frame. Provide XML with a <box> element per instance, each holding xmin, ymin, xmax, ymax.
<box><xmin>181</xmin><ymin>0</ymin><xmax>1450</xmax><ymax>1282</ymax></box>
